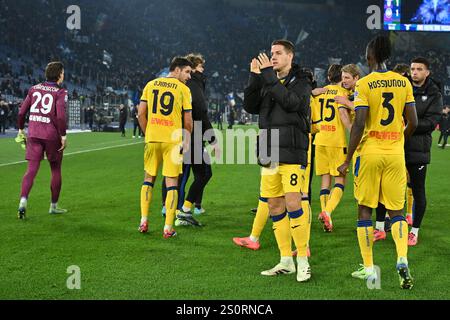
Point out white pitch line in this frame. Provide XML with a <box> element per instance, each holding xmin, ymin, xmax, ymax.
<box><xmin>0</xmin><ymin>141</ymin><xmax>143</xmax><ymax>168</ymax></box>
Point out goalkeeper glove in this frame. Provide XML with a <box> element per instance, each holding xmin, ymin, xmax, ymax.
<box><xmin>15</xmin><ymin>131</ymin><xmax>27</xmax><ymax>150</ymax></box>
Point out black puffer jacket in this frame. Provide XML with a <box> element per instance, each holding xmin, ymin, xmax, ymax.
<box><xmin>405</xmin><ymin>77</ymin><xmax>443</xmax><ymax>165</ymax></box>
<box><xmin>244</xmin><ymin>64</ymin><xmax>312</xmax><ymax>166</ymax></box>
<box><xmin>186</xmin><ymin>71</ymin><xmax>215</xmax><ymax>146</ymax></box>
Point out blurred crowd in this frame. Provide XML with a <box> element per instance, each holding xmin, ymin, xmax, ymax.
<box><xmin>0</xmin><ymin>0</ymin><xmax>449</xmax><ymax>123</ymax></box>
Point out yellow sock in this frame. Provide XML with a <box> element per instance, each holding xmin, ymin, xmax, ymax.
<box><xmin>271</xmin><ymin>212</ymin><xmax>292</xmax><ymax>257</ymax></box>
<box><xmin>357</xmin><ymin>220</ymin><xmax>374</xmax><ymax>267</ymax></box>
<box><xmin>319</xmin><ymin>189</ymin><xmax>330</xmax><ymax>212</ymax></box>
<box><xmin>301</xmin><ymin>198</ymin><xmax>312</xmax><ymax>247</ymax></box>
<box><xmin>288</xmin><ymin>208</ymin><xmax>309</xmax><ymax>257</ymax></box>
<box><xmin>140</xmin><ymin>182</ymin><xmax>154</xmax><ymax>220</ymax></box>
<box><xmin>391</xmin><ymin>216</ymin><xmax>409</xmax><ymax>261</ymax></box>
<box><xmin>325</xmin><ymin>184</ymin><xmax>344</xmax><ymax>215</ymax></box>
<box><xmin>406</xmin><ymin>184</ymin><xmax>414</xmax><ymax>215</ymax></box>
<box><xmin>250</xmin><ymin>197</ymin><xmax>269</xmax><ymax>239</ymax></box>
<box><xmin>183</xmin><ymin>200</ymin><xmax>192</xmax><ymax>211</ymax></box>
<box><xmin>165</xmin><ymin>187</ymin><xmax>178</xmax><ymax>228</ymax></box>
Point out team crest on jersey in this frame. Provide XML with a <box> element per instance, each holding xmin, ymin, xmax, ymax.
<box><xmin>421</xmin><ymin>96</ymin><xmax>428</xmax><ymax>102</ymax></box>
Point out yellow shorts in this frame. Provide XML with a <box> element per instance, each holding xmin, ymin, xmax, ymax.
<box><xmin>315</xmin><ymin>145</ymin><xmax>347</xmax><ymax>177</ymax></box>
<box><xmin>144</xmin><ymin>142</ymin><xmax>182</xmax><ymax>178</ymax></box>
<box><xmin>354</xmin><ymin>154</ymin><xmax>406</xmax><ymax>210</ymax></box>
<box><xmin>300</xmin><ymin>164</ymin><xmax>310</xmax><ymax>195</ymax></box>
<box><xmin>260</xmin><ymin>164</ymin><xmax>303</xmax><ymax>198</ymax></box>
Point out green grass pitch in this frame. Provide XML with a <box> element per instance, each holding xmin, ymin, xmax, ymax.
<box><xmin>0</xmin><ymin>128</ymin><xmax>449</xmax><ymax>300</ymax></box>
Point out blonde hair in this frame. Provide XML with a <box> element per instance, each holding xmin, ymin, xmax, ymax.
<box><xmin>342</xmin><ymin>64</ymin><xmax>362</xmax><ymax>78</ymax></box>
<box><xmin>185</xmin><ymin>53</ymin><xmax>205</xmax><ymax>69</ymax></box>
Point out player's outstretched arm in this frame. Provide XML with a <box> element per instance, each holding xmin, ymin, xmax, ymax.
<box><xmin>312</xmin><ymin>87</ymin><xmax>327</xmax><ymax>97</ymax></box>
<box><xmin>338</xmin><ymin>107</ymin><xmax>352</xmax><ymax>132</ymax></box>
<box><xmin>334</xmin><ymin>95</ymin><xmax>352</xmax><ymax>108</ymax></box>
<box><xmin>337</xmin><ymin>108</ymin><xmax>367</xmax><ymax>176</ymax></box>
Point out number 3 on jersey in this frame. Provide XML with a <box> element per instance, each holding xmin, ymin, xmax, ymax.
<box><xmin>152</xmin><ymin>89</ymin><xmax>174</xmax><ymax>116</ymax></box>
<box><xmin>30</xmin><ymin>92</ymin><xmax>54</xmax><ymax>115</ymax></box>
<box><xmin>381</xmin><ymin>92</ymin><xmax>394</xmax><ymax>126</ymax></box>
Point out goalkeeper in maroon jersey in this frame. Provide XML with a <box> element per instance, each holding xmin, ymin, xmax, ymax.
<box><xmin>16</xmin><ymin>61</ymin><xmax>68</xmax><ymax>219</ymax></box>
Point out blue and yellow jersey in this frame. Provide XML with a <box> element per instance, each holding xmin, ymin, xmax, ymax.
<box><xmin>141</xmin><ymin>77</ymin><xmax>192</xmax><ymax>143</ymax></box>
<box><xmin>313</xmin><ymin>84</ymin><xmax>351</xmax><ymax>148</ymax></box>
<box><xmin>353</xmin><ymin>71</ymin><xmax>415</xmax><ymax>155</ymax></box>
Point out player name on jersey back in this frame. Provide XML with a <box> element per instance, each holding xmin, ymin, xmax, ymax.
<box><xmin>29</xmin><ymin>114</ymin><xmax>51</xmax><ymax>124</ymax></box>
<box><xmin>367</xmin><ymin>78</ymin><xmax>408</xmax><ymax>90</ymax></box>
<box><xmin>153</xmin><ymin>80</ymin><xmax>178</xmax><ymax>90</ymax></box>
<box><xmin>33</xmin><ymin>83</ymin><xmax>61</xmax><ymax>92</ymax></box>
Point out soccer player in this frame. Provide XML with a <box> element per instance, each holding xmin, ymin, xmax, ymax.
<box><xmin>338</xmin><ymin>64</ymin><xmax>393</xmax><ymax>242</ymax></box>
<box><xmin>337</xmin><ymin>35</ymin><xmax>418</xmax><ymax>289</ymax></box>
<box><xmin>244</xmin><ymin>40</ymin><xmax>313</xmax><ymax>282</ymax></box>
<box><xmin>338</xmin><ymin>65</ymin><xmax>394</xmax><ymax>242</ymax></box>
<box><xmin>335</xmin><ymin>64</ymin><xmax>362</xmax><ymax>113</ymax></box>
<box><xmin>137</xmin><ymin>57</ymin><xmax>193</xmax><ymax>238</ymax></box>
<box><xmin>16</xmin><ymin>61</ymin><xmax>68</xmax><ymax>219</ymax></box>
<box><xmin>372</xmin><ymin>64</ymin><xmax>411</xmax><ymax>241</ymax></box>
<box><xmin>233</xmin><ymin>86</ymin><xmax>324</xmax><ymax>252</ymax></box>
<box><xmin>313</xmin><ymin>64</ymin><xmax>352</xmax><ymax>232</ymax></box>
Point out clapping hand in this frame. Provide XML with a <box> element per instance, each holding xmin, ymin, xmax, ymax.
<box><xmin>250</xmin><ymin>58</ymin><xmax>261</xmax><ymax>74</ymax></box>
<box><xmin>257</xmin><ymin>52</ymin><xmax>273</xmax><ymax>69</ymax></box>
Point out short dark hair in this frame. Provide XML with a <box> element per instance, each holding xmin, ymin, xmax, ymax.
<box><xmin>367</xmin><ymin>35</ymin><xmax>391</xmax><ymax>63</ymax></box>
<box><xmin>328</xmin><ymin>64</ymin><xmax>343</xmax><ymax>84</ymax></box>
<box><xmin>185</xmin><ymin>53</ymin><xmax>205</xmax><ymax>69</ymax></box>
<box><xmin>411</xmin><ymin>57</ymin><xmax>430</xmax><ymax>70</ymax></box>
<box><xmin>45</xmin><ymin>61</ymin><xmax>64</xmax><ymax>82</ymax></box>
<box><xmin>272</xmin><ymin>39</ymin><xmax>295</xmax><ymax>57</ymax></box>
<box><xmin>169</xmin><ymin>57</ymin><xmax>193</xmax><ymax>72</ymax></box>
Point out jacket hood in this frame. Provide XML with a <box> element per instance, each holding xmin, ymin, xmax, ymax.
<box><xmin>290</xmin><ymin>64</ymin><xmax>313</xmax><ymax>82</ymax></box>
<box><xmin>190</xmin><ymin>71</ymin><xmax>207</xmax><ymax>84</ymax></box>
